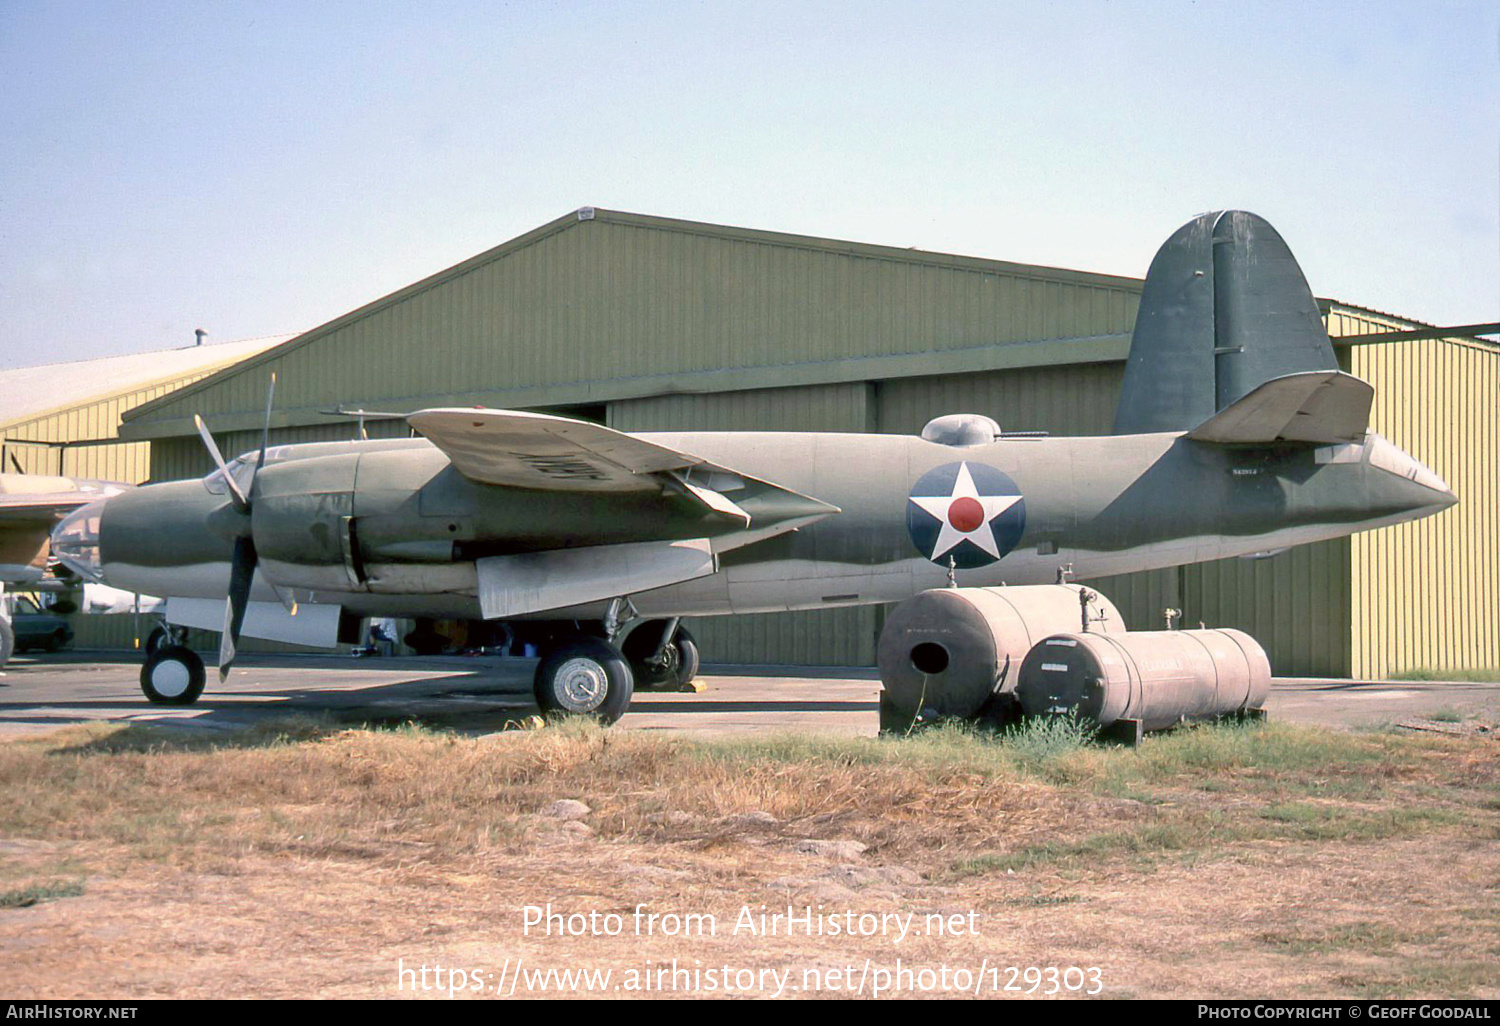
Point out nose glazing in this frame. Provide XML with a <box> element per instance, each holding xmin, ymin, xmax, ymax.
<box><xmin>51</xmin><ymin>498</ymin><xmax>108</xmax><ymax>581</ymax></box>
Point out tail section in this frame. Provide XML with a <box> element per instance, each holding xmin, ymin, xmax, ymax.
<box><xmin>1113</xmin><ymin>211</ymin><xmax>1339</xmax><ymax>435</ymax></box>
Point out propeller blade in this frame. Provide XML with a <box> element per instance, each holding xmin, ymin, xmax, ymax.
<box><xmin>212</xmin><ymin>374</ymin><xmax>275</xmax><ymax>681</ymax></box>
<box><xmin>245</xmin><ymin>372</ymin><xmax>278</xmax><ymax>497</ymax></box>
<box><xmin>218</xmin><ymin>535</ymin><xmax>257</xmax><ymax>682</ymax></box>
<box><xmin>194</xmin><ymin>414</ymin><xmax>249</xmax><ymax>511</ymax></box>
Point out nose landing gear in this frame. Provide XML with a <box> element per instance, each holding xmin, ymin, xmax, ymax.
<box><xmin>140</xmin><ymin>644</ymin><xmax>206</xmax><ymax>705</ymax></box>
<box><xmin>139</xmin><ymin>625</ymin><xmax>204</xmax><ymax>705</ymax></box>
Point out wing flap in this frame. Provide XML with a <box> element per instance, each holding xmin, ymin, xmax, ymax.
<box><xmin>476</xmin><ymin>538</ymin><xmax>717</xmax><ymax>619</ymax></box>
<box><xmin>165</xmin><ymin>597</ymin><xmax>342</xmax><ymax>648</ymax></box>
<box><xmin>667</xmin><ymin>471</ymin><xmax>751</xmax><ymax>526</ymax></box>
<box><xmin>1186</xmin><ymin>370</ymin><xmax>1373</xmax><ymax>446</ymax></box>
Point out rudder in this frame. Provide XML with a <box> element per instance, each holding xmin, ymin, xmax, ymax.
<box><xmin>1112</xmin><ymin>211</ymin><xmax>1338</xmax><ymax>435</ymax></box>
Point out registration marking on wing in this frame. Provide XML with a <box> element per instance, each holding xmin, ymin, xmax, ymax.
<box><xmin>508</xmin><ymin>452</ymin><xmax>612</xmax><ymax>481</ymax></box>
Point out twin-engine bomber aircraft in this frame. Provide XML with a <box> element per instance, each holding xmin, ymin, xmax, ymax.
<box><xmin>52</xmin><ymin>211</ymin><xmax>1457</xmax><ymax>721</ymax></box>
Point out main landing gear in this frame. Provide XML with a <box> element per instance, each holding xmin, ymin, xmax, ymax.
<box><xmin>533</xmin><ymin>635</ymin><xmax>635</xmax><ymax>724</ymax></box>
<box><xmin>621</xmin><ymin>619</ymin><xmax>700</xmax><ymax>692</ymax></box>
<box><xmin>530</xmin><ymin>615</ymin><xmax>700</xmax><ymax>726</ymax></box>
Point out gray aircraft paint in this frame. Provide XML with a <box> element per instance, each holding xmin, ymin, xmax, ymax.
<box><xmin>1114</xmin><ymin>211</ymin><xmax>1341</xmax><ymax>435</ymax></box>
<box><xmin>87</xmin><ymin>423</ymin><xmax>1452</xmax><ymax>625</ymax></box>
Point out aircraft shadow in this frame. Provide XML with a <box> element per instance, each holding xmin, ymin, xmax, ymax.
<box><xmin>0</xmin><ymin>653</ymin><xmax>882</xmax><ymax>740</ymax></box>
<box><xmin>626</xmin><ymin>699</ymin><xmax>878</xmax><ymax>714</ymax></box>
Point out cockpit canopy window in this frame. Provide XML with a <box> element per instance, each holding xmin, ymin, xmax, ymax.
<box><xmin>202</xmin><ymin>446</ymin><xmax>290</xmax><ymax>496</ymax></box>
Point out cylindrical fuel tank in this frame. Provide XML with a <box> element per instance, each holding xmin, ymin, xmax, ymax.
<box><xmin>1016</xmin><ymin>629</ymin><xmax>1271</xmax><ymax>731</ymax></box>
<box><xmin>877</xmin><ymin>585</ymin><xmax>1126</xmax><ymax>718</ymax></box>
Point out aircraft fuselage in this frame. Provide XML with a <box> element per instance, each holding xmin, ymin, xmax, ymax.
<box><xmin>84</xmin><ymin>426</ymin><xmax>1454</xmax><ymax>623</ymax></box>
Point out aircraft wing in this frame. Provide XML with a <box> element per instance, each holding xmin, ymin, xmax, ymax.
<box><xmin>1186</xmin><ymin>371</ymin><xmax>1373</xmax><ymax>446</ymax></box>
<box><xmin>407</xmin><ymin>408</ymin><xmax>702</xmax><ymax>493</ymax></box>
<box><xmin>0</xmin><ymin>493</ymin><xmax>99</xmax><ymax>524</ymax></box>
<box><xmin>410</xmin><ymin>407</ymin><xmax>842</xmax><ymax>617</ymax></box>
<box><xmin>409</xmin><ymin>407</ymin><xmax>840</xmax><ymax>529</ymax></box>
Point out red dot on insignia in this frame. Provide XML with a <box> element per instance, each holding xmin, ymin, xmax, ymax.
<box><xmin>948</xmin><ymin>496</ymin><xmax>985</xmax><ymax>532</ymax></box>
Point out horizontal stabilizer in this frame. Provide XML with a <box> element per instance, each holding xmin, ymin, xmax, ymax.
<box><xmin>1186</xmin><ymin>370</ymin><xmax>1373</xmax><ymax>446</ymax></box>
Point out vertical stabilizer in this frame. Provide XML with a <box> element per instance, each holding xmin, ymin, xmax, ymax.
<box><xmin>1112</xmin><ymin>211</ymin><xmax>1338</xmax><ymax>435</ymax></box>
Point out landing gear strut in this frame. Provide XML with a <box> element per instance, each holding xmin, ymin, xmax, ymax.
<box><xmin>143</xmin><ymin>623</ymin><xmax>185</xmax><ymax>657</ymax></box>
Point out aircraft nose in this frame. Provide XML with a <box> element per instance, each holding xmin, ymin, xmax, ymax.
<box><xmin>51</xmin><ymin>498</ymin><xmax>108</xmax><ymax>581</ymax></box>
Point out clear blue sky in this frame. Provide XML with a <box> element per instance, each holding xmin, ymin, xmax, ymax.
<box><xmin>2</xmin><ymin>0</ymin><xmax>1496</xmax><ymax>367</ymax></box>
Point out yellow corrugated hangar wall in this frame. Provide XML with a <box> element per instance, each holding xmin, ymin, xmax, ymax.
<box><xmin>1335</xmin><ymin>309</ymin><xmax>1499</xmax><ymax>678</ymax></box>
<box><xmin>121</xmin><ymin>209</ymin><xmax>1497</xmax><ymax>678</ymax></box>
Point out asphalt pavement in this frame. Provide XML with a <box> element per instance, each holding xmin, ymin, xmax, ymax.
<box><xmin>0</xmin><ymin>651</ymin><xmax>1494</xmax><ymax>741</ymax></box>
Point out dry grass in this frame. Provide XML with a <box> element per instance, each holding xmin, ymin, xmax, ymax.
<box><xmin>1394</xmin><ymin>667</ymin><xmax>1500</xmax><ymax>684</ymax></box>
<box><xmin>0</xmin><ymin>717</ymin><xmax>1496</xmax><ymax>999</ymax></box>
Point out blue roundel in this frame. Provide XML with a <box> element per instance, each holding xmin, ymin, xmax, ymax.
<box><xmin>906</xmin><ymin>461</ymin><xmax>1026</xmax><ymax>569</ymax></box>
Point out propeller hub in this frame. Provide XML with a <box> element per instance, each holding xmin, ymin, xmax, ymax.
<box><xmin>205</xmin><ymin>500</ymin><xmax>253</xmax><ymax>541</ymax></box>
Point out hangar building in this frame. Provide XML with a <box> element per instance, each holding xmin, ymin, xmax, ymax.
<box><xmin>116</xmin><ymin>210</ymin><xmax>1498</xmax><ymax>678</ymax></box>
<box><xmin>1</xmin><ymin>335</ymin><xmax>292</xmax><ymax>645</ymax></box>
<box><xmin>1</xmin><ymin>335</ymin><xmax>293</xmax><ymax>482</ymax></box>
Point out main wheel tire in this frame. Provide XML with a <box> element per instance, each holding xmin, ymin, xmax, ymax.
<box><xmin>533</xmin><ymin>636</ymin><xmax>634</xmax><ymax>725</ymax></box>
<box><xmin>47</xmin><ymin>629</ymin><xmax>69</xmax><ymax>653</ymax></box>
<box><xmin>674</xmin><ymin>627</ymin><xmax>700</xmax><ymax>685</ymax></box>
<box><xmin>623</xmin><ymin>623</ymin><xmax>700</xmax><ymax>690</ymax></box>
<box><xmin>140</xmin><ymin>645</ymin><xmax>206</xmax><ymax>705</ymax></box>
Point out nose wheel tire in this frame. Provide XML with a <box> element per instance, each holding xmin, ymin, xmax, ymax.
<box><xmin>141</xmin><ymin>645</ymin><xmax>206</xmax><ymax>705</ymax></box>
<box><xmin>533</xmin><ymin>636</ymin><xmax>634</xmax><ymax>725</ymax></box>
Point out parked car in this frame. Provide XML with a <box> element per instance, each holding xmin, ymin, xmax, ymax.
<box><xmin>11</xmin><ymin>596</ymin><xmax>73</xmax><ymax>653</ymax></box>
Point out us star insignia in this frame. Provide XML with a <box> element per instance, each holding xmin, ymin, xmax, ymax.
<box><xmin>907</xmin><ymin>461</ymin><xmax>1023</xmax><ymax>562</ymax></box>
